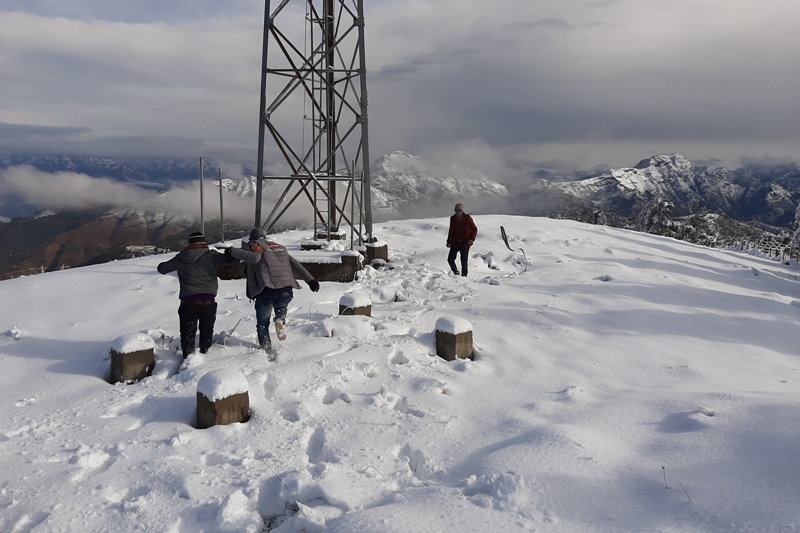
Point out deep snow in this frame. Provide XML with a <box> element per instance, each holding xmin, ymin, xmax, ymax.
<box><xmin>1</xmin><ymin>215</ymin><xmax>799</xmax><ymax>533</ymax></box>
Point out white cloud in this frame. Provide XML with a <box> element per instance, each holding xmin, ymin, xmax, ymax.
<box><xmin>0</xmin><ymin>166</ymin><xmax>151</xmax><ymax>210</ymax></box>
<box><xmin>0</xmin><ymin>165</ymin><xmax>313</xmax><ymax>226</ymax></box>
<box><xmin>0</xmin><ymin>0</ymin><xmax>798</xmax><ymax>174</ymax></box>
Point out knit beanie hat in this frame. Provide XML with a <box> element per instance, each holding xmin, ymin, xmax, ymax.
<box><xmin>249</xmin><ymin>228</ymin><xmax>266</xmax><ymax>242</ymax></box>
<box><xmin>188</xmin><ymin>231</ymin><xmax>206</xmax><ymax>244</ymax></box>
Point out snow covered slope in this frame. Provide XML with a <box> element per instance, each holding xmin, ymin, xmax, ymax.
<box><xmin>0</xmin><ymin>215</ymin><xmax>799</xmax><ymax>532</ymax></box>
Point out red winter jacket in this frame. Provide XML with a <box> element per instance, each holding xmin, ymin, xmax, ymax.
<box><xmin>447</xmin><ymin>214</ymin><xmax>478</xmax><ymax>246</ymax></box>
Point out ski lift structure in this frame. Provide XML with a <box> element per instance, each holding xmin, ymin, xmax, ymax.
<box><xmin>253</xmin><ymin>0</ymin><xmax>378</xmax><ymax>255</ymax></box>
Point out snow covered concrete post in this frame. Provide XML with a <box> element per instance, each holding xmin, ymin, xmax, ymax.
<box><xmin>109</xmin><ymin>333</ymin><xmax>156</xmax><ymax>383</ymax></box>
<box><xmin>363</xmin><ymin>239</ymin><xmax>388</xmax><ymax>264</ymax></box>
<box><xmin>339</xmin><ymin>250</ymin><xmax>363</xmax><ymax>282</ymax></box>
<box><xmin>339</xmin><ymin>290</ymin><xmax>372</xmax><ymax>316</ymax></box>
<box><xmin>196</xmin><ymin>369</ymin><xmax>250</xmax><ymax>429</ymax></box>
<box><xmin>299</xmin><ymin>250</ymin><xmax>364</xmax><ymax>282</ymax></box>
<box><xmin>435</xmin><ymin>316</ymin><xmax>474</xmax><ymax>361</ymax></box>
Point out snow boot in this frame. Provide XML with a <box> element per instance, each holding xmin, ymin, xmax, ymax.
<box><xmin>266</xmin><ymin>346</ymin><xmax>278</xmax><ymax>362</ymax></box>
<box><xmin>275</xmin><ymin>319</ymin><xmax>287</xmax><ymax>341</ymax></box>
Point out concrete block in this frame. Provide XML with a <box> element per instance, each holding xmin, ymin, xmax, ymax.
<box><xmin>196</xmin><ymin>391</ymin><xmax>250</xmax><ymax>429</ymax></box>
<box><xmin>109</xmin><ymin>333</ymin><xmax>156</xmax><ymax>383</ymax></box>
<box><xmin>196</xmin><ymin>368</ymin><xmax>250</xmax><ymax>429</ymax></box>
<box><xmin>365</xmin><ymin>243</ymin><xmax>389</xmax><ymax>263</ymax></box>
<box><xmin>435</xmin><ymin>330</ymin><xmax>474</xmax><ymax>361</ymax></box>
<box><xmin>339</xmin><ymin>290</ymin><xmax>372</xmax><ymax>316</ymax></box>
<box><xmin>110</xmin><ymin>348</ymin><xmax>155</xmax><ymax>383</ymax></box>
<box><xmin>300</xmin><ymin>251</ymin><xmax>363</xmax><ymax>283</ymax></box>
<box><xmin>339</xmin><ymin>303</ymin><xmax>371</xmax><ymax>316</ymax></box>
<box><xmin>435</xmin><ymin>317</ymin><xmax>474</xmax><ymax>361</ymax></box>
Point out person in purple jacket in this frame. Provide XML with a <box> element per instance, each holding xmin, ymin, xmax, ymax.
<box><xmin>157</xmin><ymin>232</ymin><xmax>234</xmax><ymax>358</ymax></box>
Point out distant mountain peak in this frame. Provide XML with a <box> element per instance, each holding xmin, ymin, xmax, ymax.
<box><xmin>370</xmin><ymin>152</ymin><xmax>508</xmax><ymax>217</ymax></box>
<box><xmin>634</xmin><ymin>153</ymin><xmax>693</xmax><ymax>171</ymax></box>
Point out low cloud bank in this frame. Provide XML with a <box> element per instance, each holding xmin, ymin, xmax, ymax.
<box><xmin>0</xmin><ymin>165</ymin><xmax>151</xmax><ymax>210</ymax></box>
<box><xmin>0</xmin><ymin>165</ymin><xmax>325</xmax><ymax>231</ymax></box>
<box><xmin>0</xmin><ymin>165</ymin><xmax>261</xmax><ymax>223</ymax></box>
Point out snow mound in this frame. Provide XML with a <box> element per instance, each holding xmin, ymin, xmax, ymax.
<box><xmin>197</xmin><ymin>368</ymin><xmax>249</xmax><ymax>401</ymax></box>
<box><xmin>339</xmin><ymin>290</ymin><xmax>371</xmax><ymax>308</ymax></box>
<box><xmin>435</xmin><ymin>315</ymin><xmax>473</xmax><ymax>334</ymax></box>
<box><xmin>111</xmin><ymin>332</ymin><xmax>155</xmax><ymax>354</ymax></box>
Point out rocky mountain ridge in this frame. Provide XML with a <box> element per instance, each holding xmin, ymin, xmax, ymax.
<box><xmin>370</xmin><ymin>151</ymin><xmax>508</xmax><ymax>217</ymax></box>
<box><xmin>529</xmin><ymin>153</ymin><xmax>799</xmax><ymax>226</ymax></box>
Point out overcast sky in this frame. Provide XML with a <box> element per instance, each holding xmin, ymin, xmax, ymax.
<box><xmin>1</xmin><ymin>0</ymin><xmax>798</xmax><ymax>180</ymax></box>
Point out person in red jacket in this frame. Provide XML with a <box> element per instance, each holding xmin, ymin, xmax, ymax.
<box><xmin>446</xmin><ymin>203</ymin><xmax>477</xmax><ymax>276</ymax></box>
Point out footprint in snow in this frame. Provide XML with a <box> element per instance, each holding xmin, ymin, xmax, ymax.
<box><xmin>263</xmin><ymin>373</ymin><xmax>279</xmax><ymax>399</ymax></box>
<box><xmin>657</xmin><ymin>410</ymin><xmax>714</xmax><ymax>434</ymax></box>
<box><xmin>68</xmin><ymin>445</ymin><xmax>114</xmax><ymax>482</ymax></box>
<box><xmin>555</xmin><ymin>385</ymin><xmax>586</xmax><ymax>403</ymax></box>
<box><xmin>321</xmin><ymin>386</ymin><xmax>351</xmax><ymax>405</ymax></box>
<box><xmin>306</xmin><ymin>427</ymin><xmax>326</xmax><ymax>464</ymax></box>
<box><xmin>390</xmin><ymin>350</ymin><xmax>410</xmax><ymax>365</ymax></box>
<box><xmin>280</xmin><ymin>404</ymin><xmax>303</xmax><ymax>423</ymax></box>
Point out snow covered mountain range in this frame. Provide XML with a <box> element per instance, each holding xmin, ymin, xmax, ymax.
<box><xmin>370</xmin><ymin>152</ymin><xmax>508</xmax><ymax>217</ymax></box>
<box><xmin>0</xmin><ymin>151</ymin><xmax>798</xmax><ymax>278</ymax></box>
<box><xmin>212</xmin><ymin>151</ymin><xmax>509</xmax><ymax>218</ymax></box>
<box><xmin>530</xmin><ymin>153</ymin><xmax>799</xmax><ymax>226</ymax></box>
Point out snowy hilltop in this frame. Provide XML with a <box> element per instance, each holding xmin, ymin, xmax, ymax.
<box><xmin>1</xmin><ymin>215</ymin><xmax>799</xmax><ymax>532</ymax></box>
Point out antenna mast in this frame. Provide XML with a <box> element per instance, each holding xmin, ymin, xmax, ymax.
<box><xmin>254</xmin><ymin>0</ymin><xmax>373</xmax><ymax>243</ymax></box>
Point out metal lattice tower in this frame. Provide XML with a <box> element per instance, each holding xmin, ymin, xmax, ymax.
<box><xmin>254</xmin><ymin>0</ymin><xmax>373</xmax><ymax>243</ymax></box>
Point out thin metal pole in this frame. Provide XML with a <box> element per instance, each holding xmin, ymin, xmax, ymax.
<box><xmin>200</xmin><ymin>156</ymin><xmax>205</xmax><ymax>236</ymax></box>
<box><xmin>218</xmin><ymin>168</ymin><xmax>225</xmax><ymax>242</ymax></box>
<box><xmin>359</xmin><ymin>165</ymin><xmax>364</xmax><ymax>240</ymax></box>
<box><xmin>326</xmin><ymin>0</ymin><xmax>336</xmax><ymax>235</ymax></box>
<box><xmin>255</xmin><ymin>0</ymin><xmax>273</xmax><ymax>228</ymax></box>
<box><xmin>356</xmin><ymin>0</ymin><xmax>373</xmax><ymax>240</ymax></box>
<box><xmin>350</xmin><ymin>160</ymin><xmax>355</xmax><ymax>250</ymax></box>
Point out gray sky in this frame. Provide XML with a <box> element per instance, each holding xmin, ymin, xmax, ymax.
<box><xmin>1</xmin><ymin>0</ymin><xmax>798</xmax><ymax>180</ymax></box>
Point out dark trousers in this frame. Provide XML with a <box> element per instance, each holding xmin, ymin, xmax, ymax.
<box><xmin>448</xmin><ymin>243</ymin><xmax>469</xmax><ymax>276</ymax></box>
<box><xmin>178</xmin><ymin>300</ymin><xmax>217</xmax><ymax>357</ymax></box>
<box><xmin>254</xmin><ymin>287</ymin><xmax>294</xmax><ymax>349</ymax></box>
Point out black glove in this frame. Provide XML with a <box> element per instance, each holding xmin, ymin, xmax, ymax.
<box><xmin>224</xmin><ymin>247</ymin><xmax>234</xmax><ymax>259</ymax></box>
<box><xmin>308</xmin><ymin>280</ymin><xmax>320</xmax><ymax>292</ymax></box>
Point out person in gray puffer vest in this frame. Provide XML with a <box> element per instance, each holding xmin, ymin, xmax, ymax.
<box><xmin>157</xmin><ymin>232</ymin><xmax>235</xmax><ymax>358</ymax></box>
<box><xmin>225</xmin><ymin>228</ymin><xmax>320</xmax><ymax>356</ymax></box>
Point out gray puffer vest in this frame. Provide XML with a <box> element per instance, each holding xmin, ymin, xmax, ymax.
<box><xmin>228</xmin><ymin>239</ymin><xmax>314</xmax><ymax>299</ymax></box>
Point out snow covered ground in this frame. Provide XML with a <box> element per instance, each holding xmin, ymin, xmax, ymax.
<box><xmin>1</xmin><ymin>215</ymin><xmax>799</xmax><ymax>533</ymax></box>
